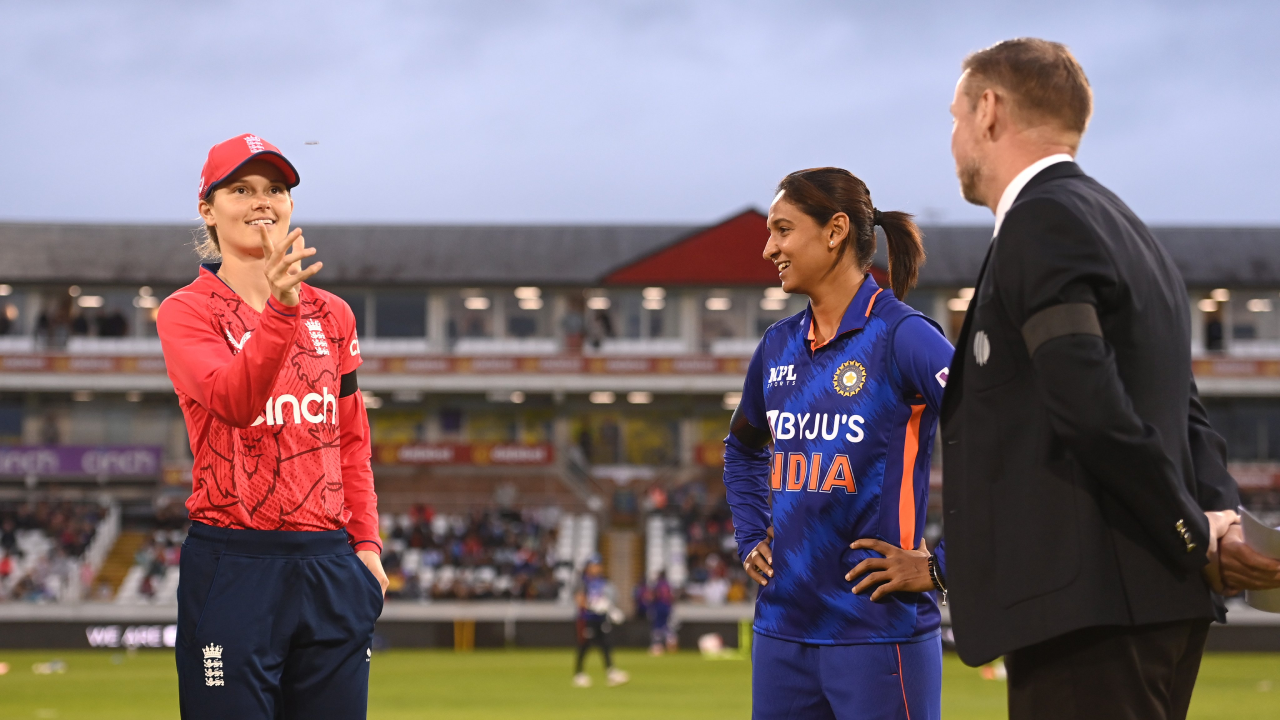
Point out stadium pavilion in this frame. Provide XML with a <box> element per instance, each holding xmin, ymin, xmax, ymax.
<box><xmin>0</xmin><ymin>211</ymin><xmax>1278</xmax><ymax>624</ymax></box>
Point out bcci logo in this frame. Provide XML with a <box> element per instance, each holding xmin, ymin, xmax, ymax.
<box><xmin>832</xmin><ymin>360</ymin><xmax>867</xmax><ymax>397</ymax></box>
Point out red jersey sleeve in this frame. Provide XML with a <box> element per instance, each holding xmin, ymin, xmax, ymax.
<box><xmin>337</xmin><ymin>301</ymin><xmax>363</xmax><ymax>375</ymax></box>
<box><xmin>340</xmin><ymin>391</ymin><xmax>380</xmax><ymax>552</ymax></box>
<box><xmin>334</xmin><ymin>298</ymin><xmax>379</xmax><ymax>552</ymax></box>
<box><xmin>157</xmin><ymin>293</ymin><xmax>300</xmax><ymax>428</ymax></box>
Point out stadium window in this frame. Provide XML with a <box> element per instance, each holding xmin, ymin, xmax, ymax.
<box><xmin>439</xmin><ymin>407</ymin><xmax>464</xmax><ymax>435</ymax></box>
<box><xmin>504</xmin><ymin>288</ymin><xmax>549</xmax><ymax>338</ymax></box>
<box><xmin>701</xmin><ymin>289</ymin><xmax>750</xmax><ymax>351</ymax></box>
<box><xmin>756</xmin><ymin>288</ymin><xmax>805</xmax><ymax>335</ymax></box>
<box><xmin>607</xmin><ymin>290</ymin><xmax>678</xmax><ymax>340</ymax></box>
<box><xmin>1232</xmin><ymin>292</ymin><xmax>1280</xmax><ymax>351</ymax></box>
<box><xmin>332</xmin><ymin>291</ymin><xmax>367</xmax><ymax>337</ymax></box>
<box><xmin>449</xmin><ymin>290</ymin><xmax>494</xmax><ymax>339</ymax></box>
<box><xmin>375</xmin><ymin>292</ymin><xmax>426</xmax><ymax>338</ymax></box>
<box><xmin>64</xmin><ymin>289</ymin><xmax>136</xmax><ymax>338</ymax></box>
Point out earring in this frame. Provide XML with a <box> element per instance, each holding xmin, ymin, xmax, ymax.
<box><xmin>829</xmin><ymin>241</ymin><xmax>835</xmax><ymax>247</ymax></box>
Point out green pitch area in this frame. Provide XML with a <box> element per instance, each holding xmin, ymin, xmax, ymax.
<box><xmin>0</xmin><ymin>649</ymin><xmax>1275</xmax><ymax>719</ymax></box>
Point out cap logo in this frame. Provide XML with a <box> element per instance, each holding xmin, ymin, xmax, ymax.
<box><xmin>244</xmin><ymin>135</ymin><xmax>266</xmax><ymax>153</ymax></box>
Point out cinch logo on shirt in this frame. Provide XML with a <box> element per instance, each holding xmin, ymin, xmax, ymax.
<box><xmin>768</xmin><ymin>365</ymin><xmax>798</xmax><ymax>386</ymax></box>
<box><xmin>769</xmin><ymin>452</ymin><xmax>857</xmax><ymax>494</ymax></box>
<box><xmin>250</xmin><ymin>389</ymin><xmax>338</xmax><ymax>427</ymax></box>
<box><xmin>766</xmin><ymin>411</ymin><xmax>866</xmax><ymax>443</ymax></box>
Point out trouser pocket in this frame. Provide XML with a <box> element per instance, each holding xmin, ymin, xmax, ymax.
<box><xmin>177</xmin><ymin>544</ymin><xmax>224</xmax><ymax>651</ymax></box>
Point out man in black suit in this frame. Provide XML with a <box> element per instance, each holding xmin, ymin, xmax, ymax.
<box><xmin>939</xmin><ymin>38</ymin><xmax>1280</xmax><ymax>720</ymax></box>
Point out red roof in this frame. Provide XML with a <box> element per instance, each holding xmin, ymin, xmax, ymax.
<box><xmin>603</xmin><ymin>208</ymin><xmax>889</xmax><ymax>288</ymax></box>
<box><xmin>603</xmin><ymin>209</ymin><xmax>775</xmax><ymax>286</ymax></box>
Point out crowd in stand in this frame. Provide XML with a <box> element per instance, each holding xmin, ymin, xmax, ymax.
<box><xmin>380</xmin><ymin>505</ymin><xmax>565</xmax><ymax>601</ymax></box>
<box><xmin>130</xmin><ymin>529</ymin><xmax>184</xmax><ymax>600</ymax></box>
<box><xmin>662</xmin><ymin>484</ymin><xmax>752</xmax><ymax>605</ymax></box>
<box><xmin>0</xmin><ymin>488</ymin><xmax>754</xmax><ymax>606</ymax></box>
<box><xmin>0</xmin><ymin>501</ymin><xmax>103</xmax><ymax>602</ymax></box>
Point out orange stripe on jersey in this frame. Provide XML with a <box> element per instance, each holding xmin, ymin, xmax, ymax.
<box><xmin>898</xmin><ymin>404</ymin><xmax>926</xmax><ymax>549</ymax></box>
<box><xmin>770</xmin><ymin>452</ymin><xmax>784</xmax><ymax>491</ymax></box>
<box><xmin>865</xmin><ymin>288</ymin><xmax>884</xmax><ymax>317</ymax></box>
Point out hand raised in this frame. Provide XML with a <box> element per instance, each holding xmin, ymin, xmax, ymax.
<box><xmin>846</xmin><ymin>538</ymin><xmax>932</xmax><ymax>601</ymax></box>
<box><xmin>259</xmin><ymin>223</ymin><xmax>321</xmax><ymax>307</ymax></box>
<box><xmin>743</xmin><ymin>526</ymin><xmax>774</xmax><ymax>587</ymax></box>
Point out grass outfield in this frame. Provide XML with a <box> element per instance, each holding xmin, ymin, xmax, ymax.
<box><xmin>0</xmin><ymin>649</ymin><xmax>1275</xmax><ymax>719</ymax></box>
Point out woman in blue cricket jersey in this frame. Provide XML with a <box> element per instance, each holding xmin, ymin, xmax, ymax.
<box><xmin>724</xmin><ymin>168</ymin><xmax>955</xmax><ymax>720</ymax></box>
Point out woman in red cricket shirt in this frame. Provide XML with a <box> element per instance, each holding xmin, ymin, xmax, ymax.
<box><xmin>158</xmin><ymin>134</ymin><xmax>384</xmax><ymax>720</ymax></box>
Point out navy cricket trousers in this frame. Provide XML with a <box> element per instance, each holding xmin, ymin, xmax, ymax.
<box><xmin>176</xmin><ymin>522</ymin><xmax>384</xmax><ymax>720</ymax></box>
<box><xmin>752</xmin><ymin>632</ymin><xmax>942</xmax><ymax>720</ymax></box>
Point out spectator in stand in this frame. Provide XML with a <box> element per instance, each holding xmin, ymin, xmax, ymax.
<box><xmin>380</xmin><ymin>506</ymin><xmax>564</xmax><ymax>601</ymax></box>
<box><xmin>0</xmin><ymin>501</ymin><xmax>103</xmax><ymax>602</ymax></box>
<box><xmin>1</xmin><ymin>518</ymin><xmax>16</xmax><ymax>557</ymax></box>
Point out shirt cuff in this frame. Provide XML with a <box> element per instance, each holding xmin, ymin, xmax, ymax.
<box><xmin>351</xmin><ymin>538</ymin><xmax>383</xmax><ymax>553</ymax></box>
<box><xmin>265</xmin><ymin>297</ymin><xmax>298</xmax><ymax>317</ymax></box>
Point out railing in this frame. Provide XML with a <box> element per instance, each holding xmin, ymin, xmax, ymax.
<box><xmin>82</xmin><ymin>503</ymin><xmax>121</xmax><ymax>580</ymax></box>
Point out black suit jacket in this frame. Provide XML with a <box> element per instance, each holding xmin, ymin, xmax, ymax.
<box><xmin>940</xmin><ymin>162</ymin><xmax>1241</xmax><ymax>666</ymax></box>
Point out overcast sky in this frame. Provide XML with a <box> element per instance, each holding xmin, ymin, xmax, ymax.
<box><xmin>1</xmin><ymin>1</ymin><xmax>1275</xmax><ymax>226</ymax></box>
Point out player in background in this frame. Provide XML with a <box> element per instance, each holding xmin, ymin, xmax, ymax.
<box><xmin>157</xmin><ymin>134</ymin><xmax>385</xmax><ymax>720</ymax></box>
<box><xmin>724</xmin><ymin>168</ymin><xmax>954</xmax><ymax>720</ymax></box>
<box><xmin>572</xmin><ymin>556</ymin><xmax>630</xmax><ymax>688</ymax></box>
<box><xmin>645</xmin><ymin>570</ymin><xmax>676</xmax><ymax>655</ymax></box>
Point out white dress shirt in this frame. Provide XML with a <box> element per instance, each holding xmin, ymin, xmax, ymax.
<box><xmin>992</xmin><ymin>153</ymin><xmax>1075</xmax><ymax>237</ymax></box>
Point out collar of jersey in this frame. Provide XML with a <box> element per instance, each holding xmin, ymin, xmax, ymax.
<box><xmin>198</xmin><ymin>262</ymin><xmax>300</xmax><ymax>313</ymax></box>
<box><xmin>804</xmin><ymin>273</ymin><xmax>885</xmax><ymax>352</ymax></box>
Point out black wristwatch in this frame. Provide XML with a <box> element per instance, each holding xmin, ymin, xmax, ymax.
<box><xmin>928</xmin><ymin>553</ymin><xmax>948</xmax><ymax>606</ymax></box>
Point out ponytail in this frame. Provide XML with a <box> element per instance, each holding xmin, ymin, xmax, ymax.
<box><xmin>874</xmin><ymin>210</ymin><xmax>925</xmax><ymax>299</ymax></box>
<box><xmin>775</xmin><ymin>168</ymin><xmax>926</xmax><ymax>300</ymax></box>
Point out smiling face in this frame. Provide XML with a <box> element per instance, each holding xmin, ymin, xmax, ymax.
<box><xmin>197</xmin><ymin>158</ymin><xmax>294</xmax><ymax>259</ymax></box>
<box><xmin>763</xmin><ymin>191</ymin><xmax>849</xmax><ymax>296</ymax></box>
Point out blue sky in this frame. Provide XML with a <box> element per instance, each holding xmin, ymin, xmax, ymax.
<box><xmin>1</xmin><ymin>1</ymin><xmax>1275</xmax><ymax>226</ymax></box>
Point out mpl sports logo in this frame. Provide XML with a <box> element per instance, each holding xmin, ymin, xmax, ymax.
<box><xmin>250</xmin><ymin>388</ymin><xmax>338</xmax><ymax>427</ymax></box>
<box><xmin>768</xmin><ymin>364</ymin><xmax>798</xmax><ymax>387</ymax></box>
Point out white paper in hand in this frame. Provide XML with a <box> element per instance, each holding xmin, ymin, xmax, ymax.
<box><xmin>1240</xmin><ymin>508</ymin><xmax>1280</xmax><ymax>613</ymax></box>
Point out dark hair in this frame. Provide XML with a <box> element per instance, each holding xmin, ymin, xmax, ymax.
<box><xmin>962</xmin><ymin>38</ymin><xmax>1092</xmax><ymax>139</ymax></box>
<box><xmin>775</xmin><ymin>167</ymin><xmax>924</xmax><ymax>299</ymax></box>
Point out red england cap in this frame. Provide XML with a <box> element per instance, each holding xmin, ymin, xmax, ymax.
<box><xmin>198</xmin><ymin>134</ymin><xmax>300</xmax><ymax>200</ymax></box>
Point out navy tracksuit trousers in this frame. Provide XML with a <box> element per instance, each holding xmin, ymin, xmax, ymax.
<box><xmin>176</xmin><ymin>522</ymin><xmax>384</xmax><ymax>720</ymax></box>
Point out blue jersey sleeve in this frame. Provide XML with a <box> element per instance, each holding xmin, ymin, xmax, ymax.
<box><xmin>892</xmin><ymin>315</ymin><xmax>954</xmax><ymax>416</ymax></box>
<box><xmin>723</xmin><ymin>340</ymin><xmax>772</xmax><ymax>565</ymax></box>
